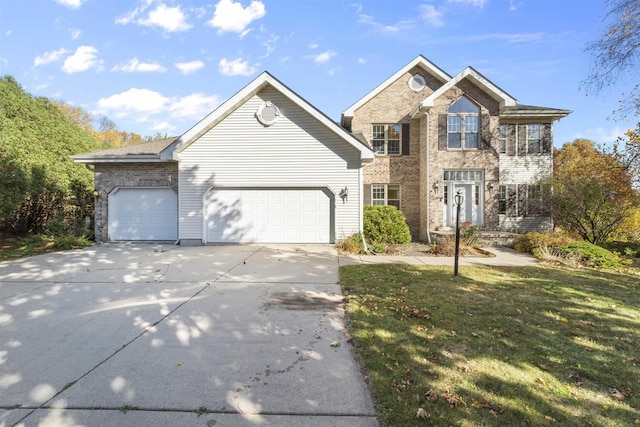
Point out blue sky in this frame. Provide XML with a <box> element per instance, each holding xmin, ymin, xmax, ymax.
<box><xmin>0</xmin><ymin>0</ymin><xmax>636</xmax><ymax>147</ymax></box>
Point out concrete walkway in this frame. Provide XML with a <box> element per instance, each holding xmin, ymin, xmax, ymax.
<box><xmin>338</xmin><ymin>246</ymin><xmax>539</xmax><ymax>267</ymax></box>
<box><xmin>0</xmin><ymin>244</ymin><xmax>377</xmax><ymax>427</ymax></box>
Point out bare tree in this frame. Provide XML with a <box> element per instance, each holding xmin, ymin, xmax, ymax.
<box><xmin>583</xmin><ymin>0</ymin><xmax>640</xmax><ymax>117</ymax></box>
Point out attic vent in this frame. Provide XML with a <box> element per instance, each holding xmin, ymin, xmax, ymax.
<box><xmin>408</xmin><ymin>74</ymin><xmax>426</xmax><ymax>92</ymax></box>
<box><xmin>256</xmin><ymin>101</ymin><xmax>280</xmax><ymax>126</ymax></box>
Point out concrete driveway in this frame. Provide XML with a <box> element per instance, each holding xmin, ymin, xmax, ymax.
<box><xmin>0</xmin><ymin>244</ymin><xmax>377</xmax><ymax>427</ymax></box>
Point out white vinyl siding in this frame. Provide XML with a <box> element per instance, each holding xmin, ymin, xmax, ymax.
<box><xmin>178</xmin><ymin>87</ymin><xmax>362</xmax><ymax>243</ymax></box>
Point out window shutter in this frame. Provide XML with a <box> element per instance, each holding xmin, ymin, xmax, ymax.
<box><xmin>363</xmin><ymin>184</ymin><xmax>371</xmax><ymax>205</ymax></box>
<box><xmin>517</xmin><ymin>125</ymin><xmax>527</xmax><ymax>156</ymax></box>
<box><xmin>507</xmin><ymin>184</ymin><xmax>517</xmax><ymax>217</ymax></box>
<box><xmin>438</xmin><ymin>114</ymin><xmax>448</xmax><ymax>150</ymax></box>
<box><xmin>518</xmin><ymin>184</ymin><xmax>527</xmax><ymax>216</ymax></box>
<box><xmin>542</xmin><ymin>123</ymin><xmax>552</xmax><ymax>154</ymax></box>
<box><xmin>507</xmin><ymin>124</ymin><xmax>517</xmax><ymax>156</ymax></box>
<box><xmin>402</xmin><ymin>123</ymin><xmax>410</xmax><ymax>155</ymax></box>
<box><xmin>480</xmin><ymin>114</ymin><xmax>491</xmax><ymax>150</ymax></box>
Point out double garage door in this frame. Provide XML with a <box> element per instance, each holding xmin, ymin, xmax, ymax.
<box><xmin>205</xmin><ymin>188</ymin><xmax>331</xmax><ymax>243</ymax></box>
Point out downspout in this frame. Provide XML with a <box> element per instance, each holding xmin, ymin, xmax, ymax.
<box><xmin>360</xmin><ymin>161</ymin><xmax>372</xmax><ymax>254</ymax></box>
<box><xmin>425</xmin><ymin>111</ymin><xmax>432</xmax><ymax>244</ymax></box>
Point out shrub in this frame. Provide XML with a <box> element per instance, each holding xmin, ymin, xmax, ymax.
<box><xmin>555</xmin><ymin>241</ymin><xmax>625</xmax><ymax>269</ymax></box>
<box><xmin>337</xmin><ymin>233</ymin><xmax>365</xmax><ymax>254</ymax></box>
<box><xmin>514</xmin><ymin>232</ymin><xmax>574</xmax><ymax>254</ymax></box>
<box><xmin>460</xmin><ymin>223</ymin><xmax>482</xmax><ymax>247</ymax></box>
<box><xmin>363</xmin><ymin>205</ymin><xmax>411</xmax><ymax>247</ymax></box>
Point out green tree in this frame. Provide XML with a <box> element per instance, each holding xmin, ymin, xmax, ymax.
<box><xmin>553</xmin><ymin>139</ymin><xmax>638</xmax><ymax>244</ymax></box>
<box><xmin>583</xmin><ymin>0</ymin><xmax>640</xmax><ymax>117</ymax></box>
<box><xmin>0</xmin><ymin>76</ymin><xmax>100</xmax><ymax>234</ymax></box>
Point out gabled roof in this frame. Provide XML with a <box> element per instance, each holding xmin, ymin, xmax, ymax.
<box><xmin>418</xmin><ymin>66</ymin><xmax>517</xmax><ymax>111</ymax></box>
<box><xmin>173</xmin><ymin>71</ymin><xmax>374</xmax><ymax>162</ymax></box>
<box><xmin>341</xmin><ymin>55</ymin><xmax>451</xmax><ymax>125</ymax></box>
<box><xmin>71</xmin><ymin>137</ymin><xmax>179</xmax><ymax>163</ymax></box>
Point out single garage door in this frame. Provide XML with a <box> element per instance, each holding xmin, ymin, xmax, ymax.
<box><xmin>205</xmin><ymin>188</ymin><xmax>331</xmax><ymax>243</ymax></box>
<box><xmin>108</xmin><ymin>187</ymin><xmax>177</xmax><ymax>241</ymax></box>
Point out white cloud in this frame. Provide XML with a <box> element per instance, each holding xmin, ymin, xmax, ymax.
<box><xmin>62</xmin><ymin>45</ymin><xmax>102</xmax><ymax>73</ymax></box>
<box><xmin>575</xmin><ymin>126</ymin><xmax>629</xmax><ymax>146</ymax></box>
<box><xmin>463</xmin><ymin>32</ymin><xmax>544</xmax><ymax>43</ymax></box>
<box><xmin>448</xmin><ymin>0</ymin><xmax>488</xmax><ymax>7</ymax></box>
<box><xmin>112</xmin><ymin>57</ymin><xmax>167</xmax><ymax>73</ymax></box>
<box><xmin>419</xmin><ymin>4</ymin><xmax>445</xmax><ymax>27</ymax></box>
<box><xmin>5</xmin><ymin>30</ymin><xmax>12</xmax><ymax>36</ymax></box>
<box><xmin>218</xmin><ymin>57</ymin><xmax>257</xmax><ymax>76</ymax></box>
<box><xmin>34</xmin><ymin>48</ymin><xmax>68</xmax><ymax>66</ymax></box>
<box><xmin>97</xmin><ymin>88</ymin><xmax>220</xmax><ymax>124</ymax></box>
<box><xmin>260</xmin><ymin>34</ymin><xmax>279</xmax><ymax>59</ymax></box>
<box><xmin>308</xmin><ymin>42</ymin><xmax>319</xmax><ymax>49</ymax></box>
<box><xmin>35</xmin><ymin>83</ymin><xmax>51</xmax><ymax>91</ymax></box>
<box><xmin>98</xmin><ymin>88</ymin><xmax>169</xmax><ymax>118</ymax></box>
<box><xmin>55</xmin><ymin>0</ymin><xmax>85</xmax><ymax>9</ymax></box>
<box><xmin>138</xmin><ymin>4</ymin><xmax>192</xmax><ymax>32</ymax></box>
<box><xmin>168</xmin><ymin>93</ymin><xmax>221</xmax><ymax>119</ymax></box>
<box><xmin>357</xmin><ymin>57</ymin><xmax>368</xmax><ymax>64</ymax></box>
<box><xmin>208</xmin><ymin>0</ymin><xmax>266</xmax><ymax>34</ymax></box>
<box><xmin>312</xmin><ymin>50</ymin><xmax>336</xmax><ymax>64</ymax></box>
<box><xmin>175</xmin><ymin>60</ymin><xmax>205</xmax><ymax>75</ymax></box>
<box><xmin>69</xmin><ymin>28</ymin><xmax>82</xmax><ymax>39</ymax></box>
<box><xmin>357</xmin><ymin>13</ymin><xmax>413</xmax><ymax>34</ymax></box>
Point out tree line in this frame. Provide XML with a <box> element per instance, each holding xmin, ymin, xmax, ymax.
<box><xmin>0</xmin><ymin>75</ymin><xmax>165</xmax><ymax>236</ymax></box>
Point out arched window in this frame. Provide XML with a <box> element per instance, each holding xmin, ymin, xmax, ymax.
<box><xmin>447</xmin><ymin>96</ymin><xmax>480</xmax><ymax>149</ymax></box>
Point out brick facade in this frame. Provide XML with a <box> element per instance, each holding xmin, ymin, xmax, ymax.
<box><xmin>93</xmin><ymin>162</ymin><xmax>178</xmax><ymax>241</ymax></box>
<box><xmin>350</xmin><ymin>67</ymin><xmax>502</xmax><ymax>241</ymax></box>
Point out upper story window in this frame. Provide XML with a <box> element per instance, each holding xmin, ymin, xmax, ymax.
<box><xmin>448</xmin><ymin>96</ymin><xmax>479</xmax><ymax>149</ymax></box>
<box><xmin>372</xmin><ymin>124</ymin><xmax>401</xmax><ymax>155</ymax></box>
<box><xmin>527</xmin><ymin>124</ymin><xmax>541</xmax><ymax>154</ymax></box>
<box><xmin>499</xmin><ymin>124</ymin><xmax>507</xmax><ymax>154</ymax></box>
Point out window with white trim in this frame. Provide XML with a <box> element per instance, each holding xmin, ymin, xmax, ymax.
<box><xmin>498</xmin><ymin>185</ymin><xmax>507</xmax><ymax>214</ymax></box>
<box><xmin>372</xmin><ymin>184</ymin><xmax>400</xmax><ymax>209</ymax></box>
<box><xmin>372</xmin><ymin>124</ymin><xmax>401</xmax><ymax>155</ymax></box>
<box><xmin>527</xmin><ymin>124</ymin><xmax>541</xmax><ymax>154</ymax></box>
<box><xmin>447</xmin><ymin>96</ymin><xmax>479</xmax><ymax>149</ymax></box>
<box><xmin>499</xmin><ymin>124</ymin><xmax>507</xmax><ymax>154</ymax></box>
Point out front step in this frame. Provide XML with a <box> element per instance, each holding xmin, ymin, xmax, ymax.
<box><xmin>431</xmin><ymin>230</ymin><xmax>519</xmax><ymax>247</ymax></box>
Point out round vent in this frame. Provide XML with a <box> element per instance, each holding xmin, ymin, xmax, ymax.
<box><xmin>256</xmin><ymin>101</ymin><xmax>280</xmax><ymax>126</ymax></box>
<box><xmin>408</xmin><ymin>73</ymin><xmax>426</xmax><ymax>92</ymax></box>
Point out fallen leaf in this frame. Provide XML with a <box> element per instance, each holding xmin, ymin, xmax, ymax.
<box><xmin>425</xmin><ymin>389</ymin><xmax>438</xmax><ymax>402</ymax></box>
<box><xmin>610</xmin><ymin>388</ymin><xmax>626</xmax><ymax>401</ymax></box>
<box><xmin>176</xmin><ymin>362</ymin><xmax>182</xmax><ymax>367</ymax></box>
<box><xmin>416</xmin><ymin>408</ymin><xmax>429</xmax><ymax>419</ymax></box>
<box><xmin>330</xmin><ymin>340</ymin><xmax>341</xmax><ymax>347</ymax></box>
<box><xmin>544</xmin><ymin>415</ymin><xmax>556</xmax><ymax>422</ymax></box>
<box><xmin>471</xmin><ymin>332</ymin><xmax>480</xmax><ymax>338</ymax></box>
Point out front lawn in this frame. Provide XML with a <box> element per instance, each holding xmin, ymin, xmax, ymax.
<box><xmin>340</xmin><ymin>264</ymin><xmax>640</xmax><ymax>426</ymax></box>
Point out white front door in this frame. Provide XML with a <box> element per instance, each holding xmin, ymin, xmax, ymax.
<box><xmin>445</xmin><ymin>183</ymin><xmax>483</xmax><ymax>228</ymax></box>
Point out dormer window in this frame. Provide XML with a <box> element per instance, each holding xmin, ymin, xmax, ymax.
<box><xmin>447</xmin><ymin>96</ymin><xmax>479</xmax><ymax>149</ymax></box>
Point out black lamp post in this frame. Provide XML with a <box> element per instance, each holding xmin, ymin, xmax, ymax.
<box><xmin>453</xmin><ymin>190</ymin><xmax>463</xmax><ymax>277</ymax></box>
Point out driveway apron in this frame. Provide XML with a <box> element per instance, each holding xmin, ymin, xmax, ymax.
<box><xmin>0</xmin><ymin>244</ymin><xmax>377</xmax><ymax>426</ymax></box>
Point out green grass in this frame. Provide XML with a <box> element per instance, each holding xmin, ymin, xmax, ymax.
<box><xmin>0</xmin><ymin>234</ymin><xmax>92</xmax><ymax>261</ymax></box>
<box><xmin>340</xmin><ymin>264</ymin><xmax>640</xmax><ymax>426</ymax></box>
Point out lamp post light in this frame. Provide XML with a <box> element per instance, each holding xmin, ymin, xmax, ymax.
<box><xmin>453</xmin><ymin>190</ymin><xmax>463</xmax><ymax>277</ymax></box>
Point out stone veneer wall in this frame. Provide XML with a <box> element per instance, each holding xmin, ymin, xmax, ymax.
<box><xmin>93</xmin><ymin>162</ymin><xmax>178</xmax><ymax>242</ymax></box>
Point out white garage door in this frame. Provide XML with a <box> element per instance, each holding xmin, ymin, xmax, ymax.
<box><xmin>108</xmin><ymin>188</ymin><xmax>177</xmax><ymax>241</ymax></box>
<box><xmin>205</xmin><ymin>188</ymin><xmax>331</xmax><ymax>243</ymax></box>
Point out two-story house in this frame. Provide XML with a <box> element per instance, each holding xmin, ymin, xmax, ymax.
<box><xmin>341</xmin><ymin>55</ymin><xmax>571</xmax><ymax>241</ymax></box>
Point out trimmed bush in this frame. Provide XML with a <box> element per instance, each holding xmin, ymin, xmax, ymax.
<box><xmin>363</xmin><ymin>205</ymin><xmax>411</xmax><ymax>247</ymax></box>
